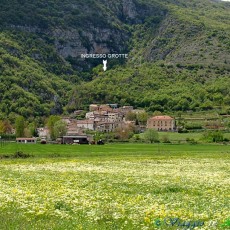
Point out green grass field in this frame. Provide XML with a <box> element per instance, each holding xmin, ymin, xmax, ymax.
<box><xmin>0</xmin><ymin>143</ymin><xmax>229</xmax><ymax>229</ymax></box>
<box><xmin>158</xmin><ymin>132</ymin><xmax>203</xmax><ymax>142</ymax></box>
<box><xmin>158</xmin><ymin>132</ymin><xmax>230</xmax><ymax>142</ymax></box>
<box><xmin>1</xmin><ymin>143</ymin><xmax>230</xmax><ymax>158</ymax></box>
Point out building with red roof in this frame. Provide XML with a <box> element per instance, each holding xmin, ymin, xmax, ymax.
<box><xmin>147</xmin><ymin>115</ymin><xmax>176</xmax><ymax>131</ymax></box>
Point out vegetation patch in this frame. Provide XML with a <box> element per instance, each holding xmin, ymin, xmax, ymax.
<box><xmin>0</xmin><ymin>151</ymin><xmax>33</xmax><ymax>159</ymax></box>
<box><xmin>0</xmin><ymin>145</ymin><xmax>229</xmax><ymax>229</ymax></box>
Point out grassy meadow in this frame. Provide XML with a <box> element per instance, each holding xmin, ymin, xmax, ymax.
<box><xmin>0</xmin><ymin>143</ymin><xmax>229</xmax><ymax>229</ymax></box>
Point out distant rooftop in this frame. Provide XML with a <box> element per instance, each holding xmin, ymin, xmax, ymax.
<box><xmin>149</xmin><ymin>116</ymin><xmax>174</xmax><ymax>120</ymax></box>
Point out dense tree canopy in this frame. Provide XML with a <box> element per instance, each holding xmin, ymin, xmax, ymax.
<box><xmin>0</xmin><ymin>0</ymin><xmax>229</xmax><ymax>118</ymax></box>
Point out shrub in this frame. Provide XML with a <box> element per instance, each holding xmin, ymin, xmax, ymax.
<box><xmin>186</xmin><ymin>138</ymin><xmax>198</xmax><ymax>145</ymax></box>
<box><xmin>185</xmin><ymin>123</ymin><xmax>203</xmax><ymax>130</ymax></box>
<box><xmin>202</xmin><ymin>131</ymin><xmax>224</xmax><ymax>143</ymax></box>
<box><xmin>161</xmin><ymin>135</ymin><xmax>171</xmax><ymax>143</ymax></box>
<box><xmin>144</xmin><ymin>129</ymin><xmax>159</xmax><ymax>143</ymax></box>
<box><xmin>178</xmin><ymin>128</ymin><xmax>188</xmax><ymax>133</ymax></box>
<box><xmin>0</xmin><ymin>151</ymin><xmax>33</xmax><ymax>159</ymax></box>
<box><xmin>12</xmin><ymin>151</ymin><xmax>33</xmax><ymax>158</ymax></box>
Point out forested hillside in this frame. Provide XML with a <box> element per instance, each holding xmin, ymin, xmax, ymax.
<box><xmin>0</xmin><ymin>0</ymin><xmax>230</xmax><ymax>118</ymax></box>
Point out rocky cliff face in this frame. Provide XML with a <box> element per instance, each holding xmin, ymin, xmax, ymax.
<box><xmin>53</xmin><ymin>29</ymin><xmax>87</xmax><ymax>58</ymax></box>
<box><xmin>52</xmin><ymin>26</ymin><xmax>129</xmax><ymax>58</ymax></box>
<box><xmin>1</xmin><ymin>0</ymin><xmax>229</xmax><ymax>72</ymax></box>
<box><xmin>0</xmin><ymin>0</ymin><xmax>230</xmax><ymax>117</ymax></box>
<box><xmin>50</xmin><ymin>0</ymin><xmax>163</xmax><ymax>67</ymax></box>
<box><xmin>50</xmin><ymin>0</ymin><xmax>138</xmax><ymax>69</ymax></box>
<box><xmin>122</xmin><ymin>0</ymin><xmax>138</xmax><ymax>19</ymax></box>
<box><xmin>1</xmin><ymin>0</ymin><xmax>168</xmax><ymax>70</ymax></box>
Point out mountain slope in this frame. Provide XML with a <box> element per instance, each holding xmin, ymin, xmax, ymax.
<box><xmin>0</xmin><ymin>32</ymin><xmax>72</xmax><ymax>119</ymax></box>
<box><xmin>0</xmin><ymin>0</ymin><xmax>229</xmax><ymax>118</ymax></box>
<box><xmin>68</xmin><ymin>0</ymin><xmax>230</xmax><ymax>112</ymax></box>
<box><xmin>69</xmin><ymin>63</ymin><xmax>230</xmax><ymax>113</ymax></box>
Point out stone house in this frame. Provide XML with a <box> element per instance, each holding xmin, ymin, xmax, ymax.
<box><xmin>95</xmin><ymin>121</ymin><xmax>118</xmax><ymax>133</ymax></box>
<box><xmin>76</xmin><ymin>120</ymin><xmax>95</xmax><ymax>131</ymax></box>
<box><xmin>37</xmin><ymin>127</ymin><xmax>50</xmax><ymax>138</ymax></box>
<box><xmin>147</xmin><ymin>116</ymin><xmax>176</xmax><ymax>131</ymax></box>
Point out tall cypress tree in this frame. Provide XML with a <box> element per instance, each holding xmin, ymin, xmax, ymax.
<box><xmin>15</xmin><ymin>116</ymin><xmax>25</xmax><ymax>137</ymax></box>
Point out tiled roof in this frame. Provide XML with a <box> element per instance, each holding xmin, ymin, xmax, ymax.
<box><xmin>96</xmin><ymin>121</ymin><xmax>115</xmax><ymax>125</ymax></box>
<box><xmin>149</xmin><ymin>116</ymin><xmax>174</xmax><ymax>120</ymax></box>
<box><xmin>77</xmin><ymin>120</ymin><xmax>94</xmax><ymax>124</ymax></box>
<box><xmin>16</xmin><ymin>138</ymin><xmax>37</xmax><ymax>140</ymax></box>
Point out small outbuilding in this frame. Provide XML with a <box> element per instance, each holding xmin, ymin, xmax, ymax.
<box><xmin>62</xmin><ymin>135</ymin><xmax>89</xmax><ymax>144</ymax></box>
<box><xmin>16</xmin><ymin>138</ymin><xmax>37</xmax><ymax>144</ymax></box>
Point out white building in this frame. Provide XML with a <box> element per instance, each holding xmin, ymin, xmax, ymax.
<box><xmin>108</xmin><ymin>112</ymin><xmax>122</xmax><ymax>122</ymax></box>
<box><xmin>37</xmin><ymin>127</ymin><xmax>50</xmax><ymax>138</ymax></box>
<box><xmin>76</xmin><ymin>120</ymin><xmax>95</xmax><ymax>131</ymax></box>
<box><xmin>16</xmin><ymin>138</ymin><xmax>37</xmax><ymax>144</ymax></box>
<box><xmin>85</xmin><ymin>112</ymin><xmax>95</xmax><ymax>120</ymax></box>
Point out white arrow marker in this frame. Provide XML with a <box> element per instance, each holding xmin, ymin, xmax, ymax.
<box><xmin>103</xmin><ymin>59</ymin><xmax>107</xmax><ymax>71</ymax></box>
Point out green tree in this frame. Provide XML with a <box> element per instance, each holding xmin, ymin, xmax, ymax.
<box><xmin>3</xmin><ymin>120</ymin><xmax>12</xmax><ymax>134</ymax></box>
<box><xmin>47</xmin><ymin>115</ymin><xmax>61</xmax><ymax>140</ymax></box>
<box><xmin>153</xmin><ymin>111</ymin><xmax>162</xmax><ymax>116</ymax></box>
<box><xmin>15</xmin><ymin>116</ymin><xmax>25</xmax><ymax>137</ymax></box>
<box><xmin>0</xmin><ymin>120</ymin><xmax>6</xmax><ymax>134</ymax></box>
<box><xmin>53</xmin><ymin>120</ymin><xmax>67</xmax><ymax>140</ymax></box>
<box><xmin>27</xmin><ymin>122</ymin><xmax>39</xmax><ymax>137</ymax></box>
<box><xmin>144</xmin><ymin>129</ymin><xmax>159</xmax><ymax>143</ymax></box>
<box><xmin>115</xmin><ymin>125</ymin><xmax>135</xmax><ymax>141</ymax></box>
<box><xmin>137</xmin><ymin>112</ymin><xmax>148</xmax><ymax>125</ymax></box>
<box><xmin>125</xmin><ymin>112</ymin><xmax>137</xmax><ymax>121</ymax></box>
<box><xmin>93</xmin><ymin>131</ymin><xmax>103</xmax><ymax>142</ymax></box>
